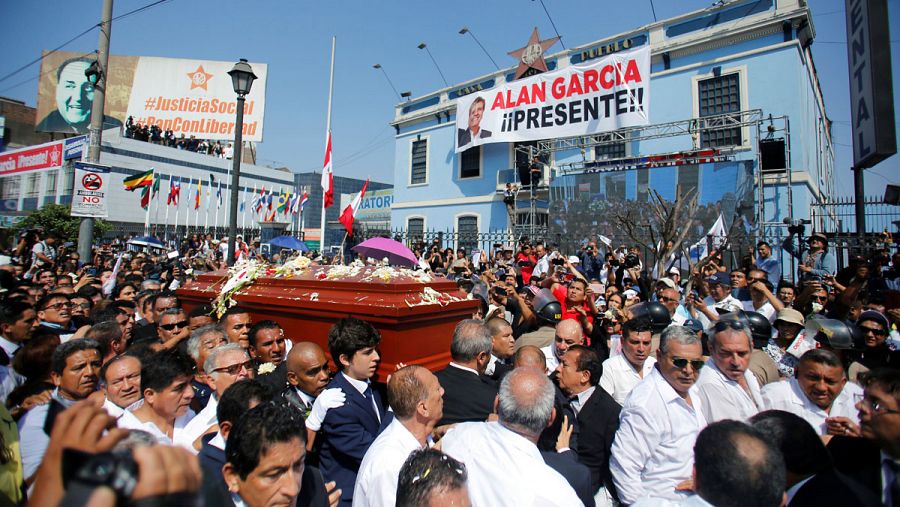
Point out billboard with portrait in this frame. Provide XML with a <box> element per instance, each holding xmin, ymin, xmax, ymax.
<box><xmin>36</xmin><ymin>51</ymin><xmax>268</xmax><ymax>142</ymax></box>
<box><xmin>454</xmin><ymin>46</ymin><xmax>650</xmax><ymax>152</ymax></box>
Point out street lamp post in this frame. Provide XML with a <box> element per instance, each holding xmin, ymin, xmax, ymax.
<box><xmin>226</xmin><ymin>59</ymin><xmax>257</xmax><ymax>265</ymax></box>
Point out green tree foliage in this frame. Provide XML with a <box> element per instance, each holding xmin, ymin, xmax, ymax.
<box><xmin>14</xmin><ymin>204</ymin><xmax>112</xmax><ymax>243</ymax></box>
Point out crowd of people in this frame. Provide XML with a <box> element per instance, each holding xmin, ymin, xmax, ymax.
<box><xmin>123</xmin><ymin>116</ymin><xmax>234</xmax><ymax>159</ymax></box>
<box><xmin>0</xmin><ymin>224</ymin><xmax>898</xmax><ymax>507</ymax></box>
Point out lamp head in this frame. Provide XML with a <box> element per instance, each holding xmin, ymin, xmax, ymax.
<box><xmin>459</xmin><ymin>27</ymin><xmax>469</xmax><ymax>35</ymax></box>
<box><xmin>417</xmin><ymin>43</ymin><xmax>427</xmax><ymax>49</ymax></box>
<box><xmin>228</xmin><ymin>58</ymin><xmax>257</xmax><ymax>96</ymax></box>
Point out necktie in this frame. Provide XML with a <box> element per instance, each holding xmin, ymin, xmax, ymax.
<box><xmin>568</xmin><ymin>395</ymin><xmax>581</xmax><ymax>416</ymax></box>
<box><xmin>364</xmin><ymin>386</ymin><xmax>380</xmax><ymax>423</ymax></box>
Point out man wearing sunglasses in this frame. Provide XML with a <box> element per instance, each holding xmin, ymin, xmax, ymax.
<box><xmin>36</xmin><ymin>293</ymin><xmax>77</xmax><ymax>340</ymax></box>
<box><xmin>692</xmin><ymin>320</ymin><xmax>763</xmax><ymax>423</ymax></box>
<box><xmin>610</xmin><ymin>325</ymin><xmax>706</xmax><ymax>504</ymax></box>
<box><xmin>827</xmin><ymin>368</ymin><xmax>900</xmax><ymax>506</ymax></box>
<box><xmin>851</xmin><ymin>310</ymin><xmax>900</xmax><ymax>372</ymax></box>
<box><xmin>157</xmin><ymin>307</ymin><xmax>191</xmax><ymax>352</ymax></box>
<box><xmin>178</xmin><ymin>343</ymin><xmax>255</xmax><ymax>453</ymax></box>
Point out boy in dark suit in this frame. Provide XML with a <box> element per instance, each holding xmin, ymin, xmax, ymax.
<box><xmin>318</xmin><ymin>318</ymin><xmax>388</xmax><ymax>506</ymax></box>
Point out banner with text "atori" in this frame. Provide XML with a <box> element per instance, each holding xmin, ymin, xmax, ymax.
<box><xmin>454</xmin><ymin>46</ymin><xmax>650</xmax><ymax>153</ymax></box>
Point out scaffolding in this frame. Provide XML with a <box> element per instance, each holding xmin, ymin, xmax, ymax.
<box><xmin>503</xmin><ymin>109</ymin><xmax>796</xmax><ymax>246</ymax></box>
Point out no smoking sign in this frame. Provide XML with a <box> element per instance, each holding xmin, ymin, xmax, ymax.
<box><xmin>82</xmin><ymin>173</ymin><xmax>103</xmax><ymax>191</ymax></box>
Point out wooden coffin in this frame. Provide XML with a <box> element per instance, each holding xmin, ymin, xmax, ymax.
<box><xmin>177</xmin><ymin>263</ymin><xmax>477</xmax><ymax>379</ymax></box>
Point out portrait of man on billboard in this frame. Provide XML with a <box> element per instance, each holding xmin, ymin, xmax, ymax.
<box><xmin>457</xmin><ymin>95</ymin><xmax>491</xmax><ymax>149</ymax></box>
<box><xmin>36</xmin><ymin>57</ymin><xmax>122</xmax><ymax>135</ymax></box>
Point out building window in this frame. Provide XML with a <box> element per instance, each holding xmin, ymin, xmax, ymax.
<box><xmin>676</xmin><ymin>165</ymin><xmax>700</xmax><ymax>198</ymax></box>
<box><xmin>698</xmin><ymin>73</ymin><xmax>742</xmax><ymax>147</ymax></box>
<box><xmin>514</xmin><ymin>141</ymin><xmax>549</xmax><ymax>186</ymax></box>
<box><xmin>25</xmin><ymin>173</ymin><xmax>40</xmax><ymax>198</ymax></box>
<box><xmin>636</xmin><ymin>169</ymin><xmax>650</xmax><ymax>202</ymax></box>
<box><xmin>62</xmin><ymin>167</ymin><xmax>75</xmax><ymax>195</ymax></box>
<box><xmin>457</xmin><ymin>215</ymin><xmax>478</xmax><ymax>254</ymax></box>
<box><xmin>0</xmin><ymin>176</ymin><xmax>20</xmax><ymax>200</ymax></box>
<box><xmin>45</xmin><ymin>171</ymin><xmax>58</xmax><ymax>196</ymax></box>
<box><xmin>407</xmin><ymin>217</ymin><xmax>424</xmax><ymax>244</ymax></box>
<box><xmin>604</xmin><ymin>173</ymin><xmax>627</xmax><ymax>200</ymax></box>
<box><xmin>410</xmin><ymin>139</ymin><xmax>428</xmax><ymax>185</ymax></box>
<box><xmin>459</xmin><ymin>146</ymin><xmax>480</xmax><ymax>179</ymax></box>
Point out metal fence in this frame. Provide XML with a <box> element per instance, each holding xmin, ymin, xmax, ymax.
<box><xmin>354</xmin><ymin>224</ymin><xmax>757</xmax><ymax>274</ymax></box>
<box><xmin>104</xmin><ymin>222</ymin><xmax>302</xmax><ymax>247</ymax></box>
<box><xmin>811</xmin><ymin>195</ymin><xmax>900</xmax><ymax>234</ymax></box>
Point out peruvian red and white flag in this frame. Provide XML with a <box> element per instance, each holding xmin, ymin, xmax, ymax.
<box><xmin>339</xmin><ymin>178</ymin><xmax>369</xmax><ymax>235</ymax></box>
<box><xmin>321</xmin><ymin>130</ymin><xmax>334</xmax><ymax>208</ymax></box>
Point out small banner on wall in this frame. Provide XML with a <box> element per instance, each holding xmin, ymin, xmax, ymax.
<box><xmin>455</xmin><ymin>46</ymin><xmax>651</xmax><ymax>152</ymax></box>
<box><xmin>71</xmin><ymin>162</ymin><xmax>110</xmax><ymax>218</ymax></box>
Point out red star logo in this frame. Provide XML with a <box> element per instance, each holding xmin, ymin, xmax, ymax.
<box><xmin>186</xmin><ymin>65</ymin><xmax>214</xmax><ymax>90</ymax></box>
<box><xmin>508</xmin><ymin>27</ymin><xmax>560</xmax><ymax>80</ymax></box>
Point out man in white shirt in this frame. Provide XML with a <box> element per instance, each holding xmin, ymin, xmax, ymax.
<box><xmin>118</xmin><ymin>348</ymin><xmax>196</xmax><ymax>445</ymax></box>
<box><xmin>610</xmin><ymin>326</ymin><xmax>707</xmax><ymax>504</ymax></box>
<box><xmin>690</xmin><ymin>273</ymin><xmax>742</xmax><ymax>328</ymax></box>
<box><xmin>0</xmin><ymin>301</ymin><xmax>36</xmax><ymax>402</ymax></box>
<box><xmin>761</xmin><ymin>348</ymin><xmax>861</xmax><ymax>436</ymax></box>
<box><xmin>600</xmin><ymin>319</ymin><xmax>656</xmax><ymax>404</ymax></box>
<box><xmin>101</xmin><ymin>353</ymin><xmax>142</xmax><ymax>419</ymax></box>
<box><xmin>691</xmin><ymin>320</ymin><xmax>763</xmax><ymax>423</ymax></box>
<box><xmin>531</xmin><ymin>243</ymin><xmax>551</xmax><ymax>279</ymax></box>
<box><xmin>740</xmin><ymin>269</ymin><xmax>781</xmax><ymax>323</ymax></box>
<box><xmin>441</xmin><ymin>368</ymin><xmax>584</xmax><ymax>506</ymax></box>
<box><xmin>353</xmin><ymin>365</ymin><xmax>443</xmax><ymax>506</ymax></box>
<box><xmin>541</xmin><ymin>319</ymin><xmax>584</xmax><ymax>372</ymax></box>
<box><xmin>18</xmin><ymin>339</ymin><xmax>102</xmax><ymax>481</ymax></box>
<box><xmin>633</xmin><ymin>420</ymin><xmax>786</xmax><ymax>507</ymax></box>
<box><xmin>178</xmin><ymin>343</ymin><xmax>254</xmax><ymax>451</ymax></box>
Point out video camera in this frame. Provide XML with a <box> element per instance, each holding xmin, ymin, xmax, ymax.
<box><xmin>783</xmin><ymin>217</ymin><xmax>811</xmax><ymax>236</ymax></box>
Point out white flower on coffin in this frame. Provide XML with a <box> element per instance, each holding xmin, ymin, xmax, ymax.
<box><xmin>258</xmin><ymin>362</ymin><xmax>276</xmax><ymax>375</ymax></box>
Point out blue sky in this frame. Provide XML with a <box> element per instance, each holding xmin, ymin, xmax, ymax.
<box><xmin>1</xmin><ymin>0</ymin><xmax>897</xmax><ymax>197</ymax></box>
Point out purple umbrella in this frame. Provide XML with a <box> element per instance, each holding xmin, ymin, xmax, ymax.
<box><xmin>352</xmin><ymin>237</ymin><xmax>419</xmax><ymax>267</ymax></box>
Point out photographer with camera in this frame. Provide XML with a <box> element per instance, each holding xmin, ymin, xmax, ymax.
<box><xmin>782</xmin><ymin>229</ymin><xmax>836</xmax><ymax>282</ymax></box>
<box><xmin>578</xmin><ymin>241</ymin><xmax>603</xmax><ymax>281</ymax></box>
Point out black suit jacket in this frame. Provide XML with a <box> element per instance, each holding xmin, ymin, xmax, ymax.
<box><xmin>827</xmin><ymin>436</ymin><xmax>885</xmax><ymax>501</ymax></box>
<box><xmin>575</xmin><ymin>387</ymin><xmax>621</xmax><ymax>498</ymax></box>
<box><xmin>542</xmin><ymin>450</ymin><xmax>595</xmax><ymax>507</ymax></box>
<box><xmin>257</xmin><ymin>361</ymin><xmax>288</xmax><ymax>395</ymax></box>
<box><xmin>435</xmin><ymin>365</ymin><xmax>498</xmax><ymax>426</ymax></box>
<box><xmin>457</xmin><ymin>127</ymin><xmax>492</xmax><ymax>147</ymax></box>
<box><xmin>790</xmin><ymin>468</ymin><xmax>881</xmax><ymax>507</ymax></box>
<box><xmin>318</xmin><ymin>373</ymin><xmax>390</xmax><ymax>506</ymax></box>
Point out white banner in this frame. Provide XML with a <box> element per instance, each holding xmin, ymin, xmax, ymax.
<box><xmin>126</xmin><ymin>57</ymin><xmax>267</xmax><ymax>142</ymax></box>
<box><xmin>455</xmin><ymin>46</ymin><xmax>650</xmax><ymax>152</ymax></box>
<box><xmin>71</xmin><ymin>162</ymin><xmax>110</xmax><ymax>218</ymax></box>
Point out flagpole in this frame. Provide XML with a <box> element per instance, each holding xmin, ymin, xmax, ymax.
<box><xmin>174</xmin><ymin>178</ymin><xmax>181</xmax><ymax>242</ymax></box>
<box><xmin>164</xmin><ymin>175</ymin><xmax>171</xmax><ymax>243</ymax></box>
<box><xmin>214</xmin><ymin>180</ymin><xmax>221</xmax><ymax>234</ymax></box>
<box><xmin>321</xmin><ymin>36</ymin><xmax>336</xmax><ymax>255</ymax></box>
<box><xmin>152</xmin><ymin>177</ymin><xmax>161</xmax><ymax>237</ymax></box>
<box><xmin>204</xmin><ymin>176</ymin><xmax>210</xmax><ymax>231</ymax></box>
<box><xmin>143</xmin><ymin>192</ymin><xmax>151</xmax><ymax>237</ymax></box>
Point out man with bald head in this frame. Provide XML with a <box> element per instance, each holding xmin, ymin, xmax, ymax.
<box><xmin>515</xmin><ymin>345</ymin><xmax>549</xmax><ymax>374</ymax></box>
<box><xmin>354</xmin><ymin>365</ymin><xmax>443</xmax><ymax>506</ymax></box>
<box><xmin>441</xmin><ymin>367</ymin><xmax>583</xmax><ymax>506</ymax></box>
<box><xmin>280</xmin><ymin>341</ymin><xmax>331</xmax><ymax>417</ymax></box>
<box><xmin>542</xmin><ymin>319</ymin><xmax>584</xmax><ymax>372</ymax></box>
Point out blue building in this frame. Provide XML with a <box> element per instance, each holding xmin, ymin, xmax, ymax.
<box><xmin>389</xmin><ymin>0</ymin><xmax>833</xmax><ymax>260</ymax></box>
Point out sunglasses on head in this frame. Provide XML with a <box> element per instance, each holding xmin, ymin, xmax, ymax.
<box><xmin>159</xmin><ymin>320</ymin><xmax>188</xmax><ymax>331</ymax></box>
<box><xmin>671</xmin><ymin>356</ymin><xmax>706</xmax><ymax>370</ymax></box>
<box><xmin>713</xmin><ymin>320</ymin><xmax>747</xmax><ymax>333</ymax></box>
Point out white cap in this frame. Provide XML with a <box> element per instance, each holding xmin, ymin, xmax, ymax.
<box><xmin>568</xmin><ymin>255</ymin><xmax>581</xmax><ymax>264</ymax></box>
